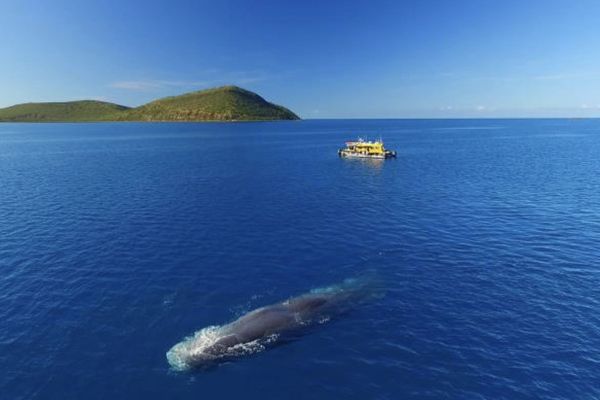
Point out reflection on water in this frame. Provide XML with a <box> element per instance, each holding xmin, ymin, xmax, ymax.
<box><xmin>339</xmin><ymin>157</ymin><xmax>386</xmax><ymax>171</ymax></box>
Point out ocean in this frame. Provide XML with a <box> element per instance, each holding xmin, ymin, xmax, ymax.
<box><xmin>1</xmin><ymin>119</ymin><xmax>599</xmax><ymax>399</ymax></box>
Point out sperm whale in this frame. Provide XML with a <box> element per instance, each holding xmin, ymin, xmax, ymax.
<box><xmin>166</xmin><ymin>278</ymin><xmax>378</xmax><ymax>370</ymax></box>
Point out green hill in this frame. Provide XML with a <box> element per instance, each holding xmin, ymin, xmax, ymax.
<box><xmin>0</xmin><ymin>100</ymin><xmax>130</xmax><ymax>122</ymax></box>
<box><xmin>0</xmin><ymin>86</ymin><xmax>300</xmax><ymax>122</ymax></box>
<box><xmin>111</xmin><ymin>85</ymin><xmax>300</xmax><ymax>121</ymax></box>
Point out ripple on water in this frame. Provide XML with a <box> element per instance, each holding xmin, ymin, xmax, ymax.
<box><xmin>1</xmin><ymin>120</ymin><xmax>600</xmax><ymax>399</ymax></box>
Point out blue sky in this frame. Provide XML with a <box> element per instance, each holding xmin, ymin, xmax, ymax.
<box><xmin>1</xmin><ymin>0</ymin><xmax>600</xmax><ymax>118</ymax></box>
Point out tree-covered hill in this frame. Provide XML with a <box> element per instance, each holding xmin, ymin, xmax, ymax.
<box><xmin>0</xmin><ymin>86</ymin><xmax>300</xmax><ymax>122</ymax></box>
<box><xmin>0</xmin><ymin>100</ymin><xmax>129</xmax><ymax>122</ymax></box>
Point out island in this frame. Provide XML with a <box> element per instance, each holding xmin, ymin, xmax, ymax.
<box><xmin>0</xmin><ymin>85</ymin><xmax>300</xmax><ymax>122</ymax></box>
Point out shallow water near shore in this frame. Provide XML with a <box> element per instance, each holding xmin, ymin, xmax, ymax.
<box><xmin>1</xmin><ymin>119</ymin><xmax>600</xmax><ymax>399</ymax></box>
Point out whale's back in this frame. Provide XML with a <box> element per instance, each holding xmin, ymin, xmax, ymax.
<box><xmin>166</xmin><ymin>277</ymin><xmax>383</xmax><ymax>370</ymax></box>
<box><xmin>226</xmin><ymin>306</ymin><xmax>296</xmax><ymax>341</ymax></box>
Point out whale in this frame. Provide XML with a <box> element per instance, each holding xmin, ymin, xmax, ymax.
<box><xmin>166</xmin><ymin>278</ymin><xmax>379</xmax><ymax>370</ymax></box>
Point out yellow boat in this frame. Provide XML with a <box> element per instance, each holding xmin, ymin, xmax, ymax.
<box><xmin>338</xmin><ymin>138</ymin><xmax>396</xmax><ymax>159</ymax></box>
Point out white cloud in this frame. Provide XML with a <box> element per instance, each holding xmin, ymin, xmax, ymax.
<box><xmin>109</xmin><ymin>80</ymin><xmax>209</xmax><ymax>91</ymax></box>
<box><xmin>580</xmin><ymin>104</ymin><xmax>600</xmax><ymax>109</ymax></box>
<box><xmin>108</xmin><ymin>69</ymin><xmax>275</xmax><ymax>92</ymax></box>
<box><xmin>533</xmin><ymin>72</ymin><xmax>600</xmax><ymax>81</ymax></box>
<box><xmin>534</xmin><ymin>74</ymin><xmax>569</xmax><ymax>81</ymax></box>
<box><xmin>109</xmin><ymin>77</ymin><xmax>266</xmax><ymax>92</ymax></box>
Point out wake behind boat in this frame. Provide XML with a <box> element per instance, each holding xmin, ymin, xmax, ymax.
<box><xmin>338</xmin><ymin>138</ymin><xmax>397</xmax><ymax>159</ymax></box>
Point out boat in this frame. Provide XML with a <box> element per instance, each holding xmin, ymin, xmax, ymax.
<box><xmin>338</xmin><ymin>138</ymin><xmax>397</xmax><ymax>159</ymax></box>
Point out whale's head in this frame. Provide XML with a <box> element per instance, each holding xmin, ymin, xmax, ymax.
<box><xmin>166</xmin><ymin>326</ymin><xmax>275</xmax><ymax>371</ymax></box>
<box><xmin>166</xmin><ymin>326</ymin><xmax>227</xmax><ymax>371</ymax></box>
<box><xmin>166</xmin><ymin>341</ymin><xmax>215</xmax><ymax>371</ymax></box>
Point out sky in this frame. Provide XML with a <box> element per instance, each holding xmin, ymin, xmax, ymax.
<box><xmin>1</xmin><ymin>0</ymin><xmax>600</xmax><ymax>118</ymax></box>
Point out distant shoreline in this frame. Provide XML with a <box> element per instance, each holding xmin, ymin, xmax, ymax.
<box><xmin>1</xmin><ymin>117</ymin><xmax>597</xmax><ymax>124</ymax></box>
<box><xmin>0</xmin><ymin>86</ymin><xmax>300</xmax><ymax>123</ymax></box>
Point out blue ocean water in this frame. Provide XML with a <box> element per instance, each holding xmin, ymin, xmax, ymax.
<box><xmin>1</xmin><ymin>119</ymin><xmax>600</xmax><ymax>399</ymax></box>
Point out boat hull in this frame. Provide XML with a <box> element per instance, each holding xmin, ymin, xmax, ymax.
<box><xmin>338</xmin><ymin>149</ymin><xmax>396</xmax><ymax>159</ymax></box>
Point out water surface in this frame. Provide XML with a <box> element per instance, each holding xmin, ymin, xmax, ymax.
<box><xmin>1</xmin><ymin>119</ymin><xmax>600</xmax><ymax>399</ymax></box>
